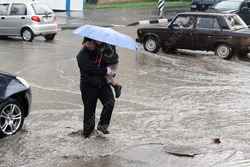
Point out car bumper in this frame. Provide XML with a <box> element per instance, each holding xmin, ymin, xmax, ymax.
<box><xmin>136</xmin><ymin>38</ymin><xmax>141</xmax><ymax>43</ymax></box>
<box><xmin>30</xmin><ymin>23</ymin><xmax>58</xmax><ymax>36</ymax></box>
<box><xmin>24</xmin><ymin>88</ymin><xmax>32</xmax><ymax>118</ymax></box>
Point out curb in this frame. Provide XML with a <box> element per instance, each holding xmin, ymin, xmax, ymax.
<box><xmin>59</xmin><ymin>19</ymin><xmax>169</xmax><ymax>30</ymax></box>
<box><xmin>127</xmin><ymin>19</ymin><xmax>169</xmax><ymax>26</ymax></box>
<box><xmin>59</xmin><ymin>25</ymin><xmax>115</xmax><ymax>30</ymax></box>
<box><xmin>60</xmin><ymin>26</ymin><xmax>79</xmax><ymax>30</ymax></box>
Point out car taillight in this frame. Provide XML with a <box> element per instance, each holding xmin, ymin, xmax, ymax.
<box><xmin>32</xmin><ymin>16</ymin><xmax>40</xmax><ymax>22</ymax></box>
<box><xmin>54</xmin><ymin>15</ymin><xmax>56</xmax><ymax>21</ymax></box>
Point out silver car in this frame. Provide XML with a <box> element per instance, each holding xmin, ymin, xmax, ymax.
<box><xmin>0</xmin><ymin>2</ymin><xmax>57</xmax><ymax>42</ymax></box>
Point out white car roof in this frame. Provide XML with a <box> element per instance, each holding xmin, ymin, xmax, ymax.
<box><xmin>0</xmin><ymin>1</ymin><xmax>46</xmax><ymax>4</ymax></box>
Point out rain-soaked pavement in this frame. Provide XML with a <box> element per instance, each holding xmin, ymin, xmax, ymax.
<box><xmin>55</xmin><ymin>6</ymin><xmax>190</xmax><ymax>27</ymax></box>
<box><xmin>0</xmin><ymin>25</ymin><xmax>250</xmax><ymax>167</ymax></box>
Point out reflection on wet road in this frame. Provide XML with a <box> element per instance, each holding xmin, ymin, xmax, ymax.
<box><xmin>0</xmin><ymin>27</ymin><xmax>249</xmax><ymax>167</ymax></box>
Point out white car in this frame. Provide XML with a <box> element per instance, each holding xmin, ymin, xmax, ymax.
<box><xmin>0</xmin><ymin>2</ymin><xmax>57</xmax><ymax>42</ymax></box>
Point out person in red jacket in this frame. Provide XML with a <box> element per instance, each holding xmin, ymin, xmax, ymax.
<box><xmin>76</xmin><ymin>37</ymin><xmax>116</xmax><ymax>138</ymax></box>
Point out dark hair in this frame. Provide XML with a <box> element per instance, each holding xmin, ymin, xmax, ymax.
<box><xmin>82</xmin><ymin>37</ymin><xmax>93</xmax><ymax>44</ymax></box>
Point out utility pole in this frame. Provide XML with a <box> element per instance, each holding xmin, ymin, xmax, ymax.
<box><xmin>158</xmin><ymin>0</ymin><xmax>164</xmax><ymax>18</ymax></box>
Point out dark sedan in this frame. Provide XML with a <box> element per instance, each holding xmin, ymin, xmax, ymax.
<box><xmin>136</xmin><ymin>12</ymin><xmax>250</xmax><ymax>60</ymax></box>
<box><xmin>206</xmin><ymin>0</ymin><xmax>250</xmax><ymax>25</ymax></box>
<box><xmin>190</xmin><ymin>0</ymin><xmax>220</xmax><ymax>11</ymax></box>
<box><xmin>0</xmin><ymin>71</ymin><xmax>31</xmax><ymax>138</ymax></box>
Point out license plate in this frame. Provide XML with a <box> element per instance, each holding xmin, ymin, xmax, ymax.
<box><xmin>43</xmin><ymin>16</ymin><xmax>52</xmax><ymax>22</ymax></box>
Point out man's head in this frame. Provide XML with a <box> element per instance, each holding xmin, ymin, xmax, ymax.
<box><xmin>82</xmin><ymin>37</ymin><xmax>96</xmax><ymax>51</ymax></box>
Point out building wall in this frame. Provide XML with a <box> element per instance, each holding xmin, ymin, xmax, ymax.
<box><xmin>70</xmin><ymin>0</ymin><xmax>84</xmax><ymax>10</ymax></box>
<box><xmin>32</xmin><ymin>0</ymin><xmax>84</xmax><ymax>11</ymax></box>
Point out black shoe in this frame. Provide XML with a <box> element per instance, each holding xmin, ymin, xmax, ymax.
<box><xmin>83</xmin><ymin>133</ymin><xmax>90</xmax><ymax>138</ymax></box>
<box><xmin>97</xmin><ymin>125</ymin><xmax>110</xmax><ymax>134</ymax></box>
<box><xmin>115</xmin><ymin>85</ymin><xmax>122</xmax><ymax>98</ymax></box>
<box><xmin>83</xmin><ymin>130</ymin><xmax>93</xmax><ymax>138</ymax></box>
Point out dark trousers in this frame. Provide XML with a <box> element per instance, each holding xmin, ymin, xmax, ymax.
<box><xmin>80</xmin><ymin>82</ymin><xmax>115</xmax><ymax>137</ymax></box>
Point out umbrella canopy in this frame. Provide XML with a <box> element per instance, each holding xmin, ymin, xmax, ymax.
<box><xmin>73</xmin><ymin>24</ymin><xmax>140</xmax><ymax>51</ymax></box>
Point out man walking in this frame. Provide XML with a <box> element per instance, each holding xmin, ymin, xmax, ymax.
<box><xmin>76</xmin><ymin>37</ymin><xmax>116</xmax><ymax>138</ymax></box>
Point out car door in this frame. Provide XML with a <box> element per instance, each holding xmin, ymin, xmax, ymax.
<box><xmin>5</xmin><ymin>3</ymin><xmax>27</xmax><ymax>35</ymax></box>
<box><xmin>0</xmin><ymin>3</ymin><xmax>10</xmax><ymax>35</ymax></box>
<box><xmin>166</xmin><ymin>15</ymin><xmax>196</xmax><ymax>49</ymax></box>
<box><xmin>193</xmin><ymin>17</ymin><xmax>221</xmax><ymax>51</ymax></box>
<box><xmin>238</xmin><ymin>0</ymin><xmax>250</xmax><ymax>25</ymax></box>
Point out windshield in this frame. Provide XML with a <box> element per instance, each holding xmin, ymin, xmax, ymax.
<box><xmin>225</xmin><ymin>15</ymin><xmax>248</xmax><ymax>30</ymax></box>
<box><xmin>32</xmin><ymin>3</ymin><xmax>53</xmax><ymax>15</ymax></box>
<box><xmin>212</xmin><ymin>1</ymin><xmax>241</xmax><ymax>10</ymax></box>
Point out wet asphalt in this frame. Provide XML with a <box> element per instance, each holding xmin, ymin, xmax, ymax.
<box><xmin>55</xmin><ymin>6</ymin><xmax>190</xmax><ymax>28</ymax></box>
<box><xmin>0</xmin><ymin>6</ymin><xmax>250</xmax><ymax>167</ymax></box>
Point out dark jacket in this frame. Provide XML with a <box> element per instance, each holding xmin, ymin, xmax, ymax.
<box><xmin>99</xmin><ymin>44</ymin><xmax>119</xmax><ymax>65</ymax></box>
<box><xmin>77</xmin><ymin>47</ymin><xmax>107</xmax><ymax>87</ymax></box>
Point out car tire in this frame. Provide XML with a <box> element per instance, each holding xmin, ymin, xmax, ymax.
<box><xmin>143</xmin><ymin>36</ymin><xmax>159</xmax><ymax>53</ymax></box>
<box><xmin>44</xmin><ymin>34</ymin><xmax>55</xmax><ymax>40</ymax></box>
<box><xmin>21</xmin><ymin>28</ymin><xmax>34</xmax><ymax>42</ymax></box>
<box><xmin>215</xmin><ymin>43</ymin><xmax>233</xmax><ymax>60</ymax></box>
<box><xmin>0</xmin><ymin>98</ymin><xmax>25</xmax><ymax>138</ymax></box>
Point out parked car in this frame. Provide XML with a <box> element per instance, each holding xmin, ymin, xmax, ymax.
<box><xmin>190</xmin><ymin>0</ymin><xmax>221</xmax><ymax>11</ymax></box>
<box><xmin>0</xmin><ymin>71</ymin><xmax>31</xmax><ymax>138</ymax></box>
<box><xmin>206</xmin><ymin>0</ymin><xmax>250</xmax><ymax>25</ymax></box>
<box><xmin>136</xmin><ymin>12</ymin><xmax>250</xmax><ymax>60</ymax></box>
<box><xmin>0</xmin><ymin>2</ymin><xmax>57</xmax><ymax>42</ymax></box>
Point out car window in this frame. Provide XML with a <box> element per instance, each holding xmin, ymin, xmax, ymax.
<box><xmin>196</xmin><ymin>17</ymin><xmax>220</xmax><ymax>29</ymax></box>
<box><xmin>212</xmin><ymin>1</ymin><xmax>242</xmax><ymax>10</ymax></box>
<box><xmin>32</xmin><ymin>3</ymin><xmax>53</xmax><ymax>15</ymax></box>
<box><xmin>0</xmin><ymin>4</ymin><xmax>9</xmax><ymax>15</ymax></box>
<box><xmin>225</xmin><ymin>15</ymin><xmax>248</xmax><ymax>30</ymax></box>
<box><xmin>10</xmin><ymin>3</ymin><xmax>26</xmax><ymax>15</ymax></box>
<box><xmin>172</xmin><ymin>16</ymin><xmax>195</xmax><ymax>28</ymax></box>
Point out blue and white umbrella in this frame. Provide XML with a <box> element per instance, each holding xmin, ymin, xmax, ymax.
<box><xmin>73</xmin><ymin>24</ymin><xmax>140</xmax><ymax>51</ymax></box>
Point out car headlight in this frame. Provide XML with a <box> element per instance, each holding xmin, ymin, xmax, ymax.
<box><xmin>17</xmin><ymin>77</ymin><xmax>30</xmax><ymax>88</ymax></box>
<box><xmin>191</xmin><ymin>5</ymin><xmax>197</xmax><ymax>8</ymax></box>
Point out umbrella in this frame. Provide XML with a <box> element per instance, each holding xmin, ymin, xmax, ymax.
<box><xmin>73</xmin><ymin>24</ymin><xmax>140</xmax><ymax>51</ymax></box>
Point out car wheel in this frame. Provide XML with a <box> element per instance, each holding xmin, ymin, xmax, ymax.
<box><xmin>215</xmin><ymin>43</ymin><xmax>233</xmax><ymax>60</ymax></box>
<box><xmin>143</xmin><ymin>37</ymin><xmax>159</xmax><ymax>53</ymax></box>
<box><xmin>21</xmin><ymin>28</ymin><xmax>34</xmax><ymax>42</ymax></box>
<box><xmin>44</xmin><ymin>34</ymin><xmax>55</xmax><ymax>40</ymax></box>
<box><xmin>0</xmin><ymin>98</ymin><xmax>25</xmax><ymax>138</ymax></box>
